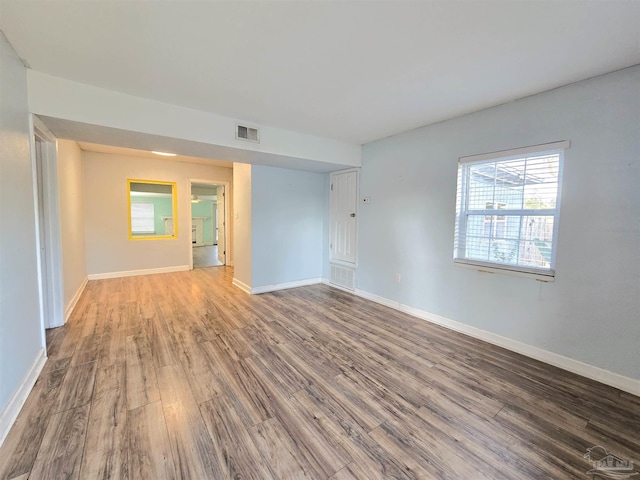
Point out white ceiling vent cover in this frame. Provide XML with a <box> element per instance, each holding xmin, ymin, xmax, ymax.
<box><xmin>236</xmin><ymin>124</ymin><xmax>260</xmax><ymax>143</ymax></box>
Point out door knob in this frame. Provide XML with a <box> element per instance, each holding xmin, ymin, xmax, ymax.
<box><xmin>350</xmin><ymin>213</ymin><xmax>356</xmax><ymax>217</ymax></box>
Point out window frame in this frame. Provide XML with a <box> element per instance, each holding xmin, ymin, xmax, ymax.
<box><xmin>454</xmin><ymin>141</ymin><xmax>569</xmax><ymax>281</ymax></box>
<box><xmin>127</xmin><ymin>179</ymin><xmax>178</xmax><ymax>241</ymax></box>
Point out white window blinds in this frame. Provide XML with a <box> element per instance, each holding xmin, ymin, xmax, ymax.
<box><xmin>131</xmin><ymin>202</ymin><xmax>155</xmax><ymax>234</ymax></box>
<box><xmin>454</xmin><ymin>141</ymin><xmax>568</xmax><ymax>278</ymax></box>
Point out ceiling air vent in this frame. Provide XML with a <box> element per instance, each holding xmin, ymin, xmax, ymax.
<box><xmin>236</xmin><ymin>124</ymin><xmax>260</xmax><ymax>143</ymax></box>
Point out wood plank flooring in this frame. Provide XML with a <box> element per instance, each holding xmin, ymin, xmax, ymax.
<box><xmin>1</xmin><ymin>267</ymin><xmax>638</xmax><ymax>479</ymax></box>
<box><xmin>193</xmin><ymin>245</ymin><xmax>223</xmax><ymax>268</ymax></box>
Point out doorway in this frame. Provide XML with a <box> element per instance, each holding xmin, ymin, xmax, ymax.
<box><xmin>190</xmin><ymin>181</ymin><xmax>226</xmax><ymax>268</ymax></box>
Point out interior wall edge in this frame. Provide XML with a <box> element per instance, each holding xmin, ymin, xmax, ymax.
<box><xmin>231</xmin><ymin>277</ymin><xmax>252</xmax><ymax>295</ymax></box>
<box><xmin>63</xmin><ymin>276</ymin><xmax>88</xmax><ymax>324</ymax></box>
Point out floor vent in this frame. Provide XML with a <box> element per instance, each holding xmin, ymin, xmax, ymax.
<box><xmin>236</xmin><ymin>124</ymin><xmax>260</xmax><ymax>143</ymax></box>
<box><xmin>330</xmin><ymin>265</ymin><xmax>355</xmax><ymax>291</ymax></box>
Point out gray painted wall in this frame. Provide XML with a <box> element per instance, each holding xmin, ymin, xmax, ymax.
<box><xmin>359</xmin><ymin>66</ymin><xmax>640</xmax><ymax>380</ymax></box>
<box><xmin>0</xmin><ymin>33</ymin><xmax>44</xmax><ymax>412</ymax></box>
<box><xmin>251</xmin><ymin>165</ymin><xmax>325</xmax><ymax>288</ymax></box>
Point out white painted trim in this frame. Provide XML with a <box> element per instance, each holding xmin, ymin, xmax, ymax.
<box><xmin>454</xmin><ymin>260</ymin><xmax>555</xmax><ymax>282</ymax></box>
<box><xmin>29</xmin><ymin>115</ymin><xmax>65</xmax><ymax>340</ymax></box>
<box><xmin>87</xmin><ymin>265</ymin><xmax>190</xmax><ymax>280</ymax></box>
<box><xmin>29</xmin><ymin>117</ymin><xmax>48</xmax><ymax>348</ymax></box>
<box><xmin>251</xmin><ymin>278</ymin><xmax>322</xmax><ymax>295</ymax></box>
<box><xmin>35</xmin><ymin>117</ymin><xmax>65</xmax><ymax>328</ymax></box>
<box><xmin>329</xmin><ymin>167</ymin><xmax>361</xmax><ymax>175</ymax></box>
<box><xmin>353</xmin><ymin>288</ymin><xmax>400</xmax><ymax>309</ymax></box>
<box><xmin>232</xmin><ymin>278</ymin><xmax>252</xmax><ymax>294</ymax></box>
<box><xmin>64</xmin><ymin>276</ymin><xmax>88</xmax><ymax>323</ymax></box>
<box><xmin>0</xmin><ymin>348</ymin><xmax>47</xmax><ymax>448</ymax></box>
<box><xmin>347</xmin><ymin>287</ymin><xmax>640</xmax><ymax>396</ymax></box>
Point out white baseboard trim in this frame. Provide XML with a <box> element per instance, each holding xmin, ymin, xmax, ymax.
<box><xmin>63</xmin><ymin>276</ymin><xmax>88</xmax><ymax>324</ymax></box>
<box><xmin>348</xmin><ymin>287</ymin><xmax>640</xmax><ymax>396</ymax></box>
<box><xmin>353</xmin><ymin>288</ymin><xmax>399</xmax><ymax>309</ymax></box>
<box><xmin>252</xmin><ymin>278</ymin><xmax>322</xmax><ymax>295</ymax></box>
<box><xmin>0</xmin><ymin>348</ymin><xmax>47</xmax><ymax>448</ymax></box>
<box><xmin>87</xmin><ymin>265</ymin><xmax>190</xmax><ymax>280</ymax></box>
<box><xmin>232</xmin><ymin>278</ymin><xmax>252</xmax><ymax>294</ymax></box>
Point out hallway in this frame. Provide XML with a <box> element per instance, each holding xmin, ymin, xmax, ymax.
<box><xmin>193</xmin><ymin>244</ymin><xmax>223</xmax><ymax>268</ymax></box>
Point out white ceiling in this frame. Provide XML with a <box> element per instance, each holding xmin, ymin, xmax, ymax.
<box><xmin>77</xmin><ymin>142</ymin><xmax>233</xmax><ymax>169</ymax></box>
<box><xmin>1</xmin><ymin>1</ymin><xmax>639</xmax><ymax>145</ymax></box>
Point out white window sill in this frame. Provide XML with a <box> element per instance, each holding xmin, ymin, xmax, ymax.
<box><xmin>454</xmin><ymin>259</ymin><xmax>555</xmax><ymax>282</ymax></box>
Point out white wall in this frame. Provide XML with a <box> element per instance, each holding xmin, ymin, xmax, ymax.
<box><xmin>0</xmin><ymin>32</ymin><xmax>44</xmax><ymax>420</ymax></box>
<box><xmin>27</xmin><ymin>71</ymin><xmax>361</xmax><ymax>170</ymax></box>
<box><xmin>232</xmin><ymin>163</ymin><xmax>252</xmax><ymax>289</ymax></box>
<box><xmin>57</xmin><ymin>139</ymin><xmax>87</xmax><ymax>314</ymax></box>
<box><xmin>251</xmin><ymin>165</ymin><xmax>325</xmax><ymax>288</ymax></box>
<box><xmin>359</xmin><ymin>66</ymin><xmax>640</xmax><ymax>381</ymax></box>
<box><xmin>83</xmin><ymin>151</ymin><xmax>232</xmax><ymax>276</ymax></box>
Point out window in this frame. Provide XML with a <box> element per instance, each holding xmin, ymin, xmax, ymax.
<box><xmin>484</xmin><ymin>202</ymin><xmax>506</xmax><ymax>239</ymax></box>
<box><xmin>127</xmin><ymin>179</ymin><xmax>177</xmax><ymax>240</ymax></box>
<box><xmin>130</xmin><ymin>202</ymin><xmax>155</xmax><ymax>234</ymax></box>
<box><xmin>454</xmin><ymin>141</ymin><xmax>568</xmax><ymax>279</ymax></box>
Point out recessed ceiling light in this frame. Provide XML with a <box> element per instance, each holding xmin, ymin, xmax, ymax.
<box><xmin>151</xmin><ymin>151</ymin><xmax>177</xmax><ymax>156</ymax></box>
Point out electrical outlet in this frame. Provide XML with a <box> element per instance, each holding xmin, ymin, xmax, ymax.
<box><xmin>395</xmin><ymin>273</ymin><xmax>401</xmax><ymax>283</ymax></box>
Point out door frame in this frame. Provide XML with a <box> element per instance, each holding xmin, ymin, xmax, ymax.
<box><xmin>189</xmin><ymin>179</ymin><xmax>231</xmax><ymax>270</ymax></box>
<box><xmin>30</xmin><ymin>115</ymin><xmax>64</xmax><ymax>334</ymax></box>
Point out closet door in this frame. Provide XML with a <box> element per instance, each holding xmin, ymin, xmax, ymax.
<box><xmin>330</xmin><ymin>169</ymin><xmax>358</xmax><ymax>264</ymax></box>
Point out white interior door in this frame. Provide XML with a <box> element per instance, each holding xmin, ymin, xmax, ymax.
<box><xmin>211</xmin><ymin>202</ymin><xmax>217</xmax><ymax>245</ymax></box>
<box><xmin>330</xmin><ymin>169</ymin><xmax>358</xmax><ymax>264</ymax></box>
<box><xmin>216</xmin><ymin>186</ymin><xmax>225</xmax><ymax>264</ymax></box>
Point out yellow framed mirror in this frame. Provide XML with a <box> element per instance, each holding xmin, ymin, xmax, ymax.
<box><xmin>127</xmin><ymin>179</ymin><xmax>178</xmax><ymax>240</ymax></box>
